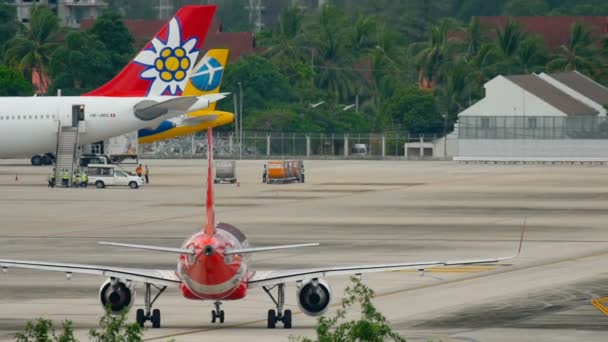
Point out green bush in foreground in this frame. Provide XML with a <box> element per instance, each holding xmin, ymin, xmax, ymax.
<box><xmin>293</xmin><ymin>277</ymin><xmax>406</xmax><ymax>342</ymax></box>
<box><xmin>15</xmin><ymin>310</ymin><xmax>142</xmax><ymax>342</ymax></box>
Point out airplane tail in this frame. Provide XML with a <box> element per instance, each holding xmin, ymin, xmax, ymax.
<box><xmin>183</xmin><ymin>49</ymin><xmax>230</xmax><ymax>112</ymax></box>
<box><xmin>204</xmin><ymin>127</ymin><xmax>215</xmax><ymax>236</ymax></box>
<box><xmin>85</xmin><ymin>5</ymin><xmax>217</xmax><ymax>97</ymax></box>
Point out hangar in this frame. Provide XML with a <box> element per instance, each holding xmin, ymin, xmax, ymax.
<box><xmin>456</xmin><ymin>71</ymin><xmax>608</xmax><ymax>160</ymax></box>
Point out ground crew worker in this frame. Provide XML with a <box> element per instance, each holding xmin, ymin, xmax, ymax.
<box><xmin>80</xmin><ymin>171</ymin><xmax>88</xmax><ymax>188</ymax></box>
<box><xmin>144</xmin><ymin>165</ymin><xmax>149</xmax><ymax>184</ymax></box>
<box><xmin>61</xmin><ymin>169</ymin><xmax>69</xmax><ymax>187</ymax></box>
<box><xmin>262</xmin><ymin>164</ymin><xmax>267</xmax><ymax>183</ymax></box>
<box><xmin>72</xmin><ymin>172</ymin><xmax>80</xmax><ymax>188</ymax></box>
<box><xmin>48</xmin><ymin>168</ymin><xmax>56</xmax><ymax>188</ymax></box>
<box><xmin>136</xmin><ymin>164</ymin><xmax>143</xmax><ymax>178</ymax></box>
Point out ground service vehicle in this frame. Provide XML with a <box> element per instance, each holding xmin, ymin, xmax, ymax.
<box><xmin>87</xmin><ymin>164</ymin><xmax>144</xmax><ymax>189</ymax></box>
<box><xmin>266</xmin><ymin>160</ymin><xmax>305</xmax><ymax>184</ymax></box>
<box><xmin>351</xmin><ymin>143</ymin><xmax>368</xmax><ymax>156</ymax></box>
<box><xmin>214</xmin><ymin>160</ymin><xmax>237</xmax><ymax>184</ymax></box>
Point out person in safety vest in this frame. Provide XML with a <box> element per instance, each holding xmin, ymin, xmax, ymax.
<box><xmin>80</xmin><ymin>171</ymin><xmax>88</xmax><ymax>188</ymax></box>
<box><xmin>48</xmin><ymin>168</ymin><xmax>56</xmax><ymax>188</ymax></box>
<box><xmin>136</xmin><ymin>164</ymin><xmax>143</xmax><ymax>178</ymax></box>
<box><xmin>61</xmin><ymin>169</ymin><xmax>69</xmax><ymax>187</ymax></box>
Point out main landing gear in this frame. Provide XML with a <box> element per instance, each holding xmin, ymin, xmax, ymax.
<box><xmin>136</xmin><ymin>283</ymin><xmax>166</xmax><ymax>328</ymax></box>
<box><xmin>263</xmin><ymin>283</ymin><xmax>292</xmax><ymax>329</ymax></box>
<box><xmin>211</xmin><ymin>301</ymin><xmax>225</xmax><ymax>323</ymax></box>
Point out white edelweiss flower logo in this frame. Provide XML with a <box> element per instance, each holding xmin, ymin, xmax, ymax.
<box><xmin>134</xmin><ymin>18</ymin><xmax>199</xmax><ymax>96</ymax></box>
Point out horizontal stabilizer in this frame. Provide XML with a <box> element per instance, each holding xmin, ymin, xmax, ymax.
<box><xmin>182</xmin><ymin>115</ymin><xmax>218</xmax><ymax>126</ymax></box>
<box><xmin>225</xmin><ymin>243</ymin><xmax>320</xmax><ymax>256</ymax></box>
<box><xmin>98</xmin><ymin>241</ymin><xmax>195</xmax><ymax>255</ymax></box>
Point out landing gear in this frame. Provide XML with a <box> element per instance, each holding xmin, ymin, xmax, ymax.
<box><xmin>136</xmin><ymin>283</ymin><xmax>166</xmax><ymax>328</ymax></box>
<box><xmin>211</xmin><ymin>301</ymin><xmax>225</xmax><ymax>323</ymax></box>
<box><xmin>263</xmin><ymin>283</ymin><xmax>292</xmax><ymax>329</ymax></box>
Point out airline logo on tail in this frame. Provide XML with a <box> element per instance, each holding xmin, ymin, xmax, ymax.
<box><xmin>190</xmin><ymin>56</ymin><xmax>224</xmax><ymax>92</ymax></box>
<box><xmin>85</xmin><ymin>5</ymin><xmax>216</xmax><ymax>97</ymax></box>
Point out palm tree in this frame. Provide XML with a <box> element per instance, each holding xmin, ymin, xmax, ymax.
<box><xmin>435</xmin><ymin>60</ymin><xmax>475</xmax><ymax>124</ymax></box>
<box><xmin>495</xmin><ymin>19</ymin><xmax>525</xmax><ymax>59</ymax></box>
<box><xmin>414</xmin><ymin>20</ymin><xmax>453</xmax><ymax>90</ymax></box>
<box><xmin>466</xmin><ymin>17</ymin><xmax>484</xmax><ymax>57</ymax></box>
<box><xmin>4</xmin><ymin>5</ymin><xmax>59</xmax><ymax>93</ymax></box>
<box><xmin>514</xmin><ymin>36</ymin><xmax>548</xmax><ymax>73</ymax></box>
<box><xmin>546</xmin><ymin>22</ymin><xmax>599</xmax><ymax>76</ymax></box>
<box><xmin>312</xmin><ymin>4</ymin><xmax>361</xmax><ymax>102</ymax></box>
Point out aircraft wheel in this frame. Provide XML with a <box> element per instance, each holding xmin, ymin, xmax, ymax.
<box><xmin>283</xmin><ymin>310</ymin><xmax>292</xmax><ymax>329</ymax></box>
<box><xmin>267</xmin><ymin>309</ymin><xmax>276</xmax><ymax>329</ymax></box>
<box><xmin>151</xmin><ymin>309</ymin><xmax>161</xmax><ymax>328</ymax></box>
<box><xmin>211</xmin><ymin>310</ymin><xmax>216</xmax><ymax>323</ymax></box>
<box><xmin>31</xmin><ymin>155</ymin><xmax>42</xmax><ymax>166</ymax></box>
<box><xmin>219</xmin><ymin>310</ymin><xmax>225</xmax><ymax>323</ymax></box>
<box><xmin>136</xmin><ymin>309</ymin><xmax>145</xmax><ymax>327</ymax></box>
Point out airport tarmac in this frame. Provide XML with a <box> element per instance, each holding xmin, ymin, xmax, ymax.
<box><xmin>0</xmin><ymin>159</ymin><xmax>607</xmax><ymax>341</ymax></box>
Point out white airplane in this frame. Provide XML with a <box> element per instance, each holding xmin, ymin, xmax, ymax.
<box><xmin>0</xmin><ymin>5</ymin><xmax>221</xmax><ymax>160</ymax></box>
<box><xmin>0</xmin><ymin>127</ymin><xmax>525</xmax><ymax>329</ymax></box>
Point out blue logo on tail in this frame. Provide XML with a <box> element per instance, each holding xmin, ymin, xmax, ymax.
<box><xmin>190</xmin><ymin>57</ymin><xmax>224</xmax><ymax>92</ymax></box>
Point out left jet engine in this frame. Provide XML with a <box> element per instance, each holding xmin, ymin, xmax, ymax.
<box><xmin>99</xmin><ymin>278</ymin><xmax>136</xmax><ymax>314</ymax></box>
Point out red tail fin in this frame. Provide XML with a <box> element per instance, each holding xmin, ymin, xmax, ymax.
<box><xmin>205</xmin><ymin>127</ymin><xmax>215</xmax><ymax>235</ymax></box>
<box><xmin>85</xmin><ymin>5</ymin><xmax>216</xmax><ymax>97</ymax></box>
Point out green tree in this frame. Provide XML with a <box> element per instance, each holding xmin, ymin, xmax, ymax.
<box><xmin>546</xmin><ymin>22</ymin><xmax>599</xmax><ymax>76</ymax></box>
<box><xmin>495</xmin><ymin>19</ymin><xmax>525</xmax><ymax>60</ymax></box>
<box><xmin>48</xmin><ymin>32</ymin><xmax>113</xmax><ymax>95</ymax></box>
<box><xmin>4</xmin><ymin>5</ymin><xmax>60</xmax><ymax>93</ymax></box>
<box><xmin>0</xmin><ymin>66</ymin><xmax>33</xmax><ymax>96</ymax></box>
<box><xmin>312</xmin><ymin>4</ymin><xmax>361</xmax><ymax>102</ymax></box>
<box><xmin>87</xmin><ymin>10</ymin><xmax>135</xmax><ymax>76</ymax></box>
<box><xmin>435</xmin><ymin>60</ymin><xmax>476</xmax><ymax>125</ymax></box>
<box><xmin>293</xmin><ymin>277</ymin><xmax>406</xmax><ymax>342</ymax></box>
<box><xmin>514</xmin><ymin>36</ymin><xmax>549</xmax><ymax>73</ymax></box>
<box><xmin>220</xmin><ymin>55</ymin><xmax>294</xmax><ymax>115</ymax></box>
<box><xmin>89</xmin><ymin>310</ymin><xmax>142</xmax><ymax>342</ymax></box>
<box><xmin>0</xmin><ymin>2</ymin><xmax>19</xmax><ymax>52</ymax></box>
<box><xmin>15</xmin><ymin>319</ymin><xmax>77</xmax><ymax>342</ymax></box>
<box><xmin>383</xmin><ymin>86</ymin><xmax>442</xmax><ymax>134</ymax></box>
<box><xmin>503</xmin><ymin>0</ymin><xmax>550</xmax><ymax>15</ymax></box>
<box><xmin>414</xmin><ymin>20</ymin><xmax>454</xmax><ymax>89</ymax></box>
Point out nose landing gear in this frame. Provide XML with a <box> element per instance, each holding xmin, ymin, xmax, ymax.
<box><xmin>211</xmin><ymin>301</ymin><xmax>225</xmax><ymax>323</ymax></box>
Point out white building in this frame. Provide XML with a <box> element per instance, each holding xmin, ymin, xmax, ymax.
<box><xmin>13</xmin><ymin>0</ymin><xmax>107</xmax><ymax>28</ymax></box>
<box><xmin>455</xmin><ymin>71</ymin><xmax>608</xmax><ymax>160</ymax></box>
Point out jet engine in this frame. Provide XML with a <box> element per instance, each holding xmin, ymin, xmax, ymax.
<box><xmin>297</xmin><ymin>278</ymin><xmax>332</xmax><ymax>316</ymax></box>
<box><xmin>99</xmin><ymin>278</ymin><xmax>135</xmax><ymax>314</ymax></box>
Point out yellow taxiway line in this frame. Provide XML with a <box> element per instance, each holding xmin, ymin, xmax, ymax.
<box><xmin>591</xmin><ymin>297</ymin><xmax>608</xmax><ymax>316</ymax></box>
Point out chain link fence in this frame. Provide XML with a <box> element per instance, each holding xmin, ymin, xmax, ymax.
<box><xmin>139</xmin><ymin>131</ymin><xmax>451</xmax><ymax>160</ymax></box>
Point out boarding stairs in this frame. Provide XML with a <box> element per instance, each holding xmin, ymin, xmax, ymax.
<box><xmin>54</xmin><ymin>125</ymin><xmax>80</xmax><ymax>187</ymax></box>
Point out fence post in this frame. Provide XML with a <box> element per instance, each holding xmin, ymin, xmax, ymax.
<box><xmin>191</xmin><ymin>133</ymin><xmax>195</xmax><ymax>158</ymax></box>
<box><xmin>229</xmin><ymin>133</ymin><xmax>233</xmax><ymax>156</ymax></box>
<box><xmin>381</xmin><ymin>134</ymin><xmax>386</xmax><ymax>159</ymax></box>
<box><xmin>344</xmin><ymin>134</ymin><xmax>349</xmax><ymax>157</ymax></box>
<box><xmin>419</xmin><ymin>134</ymin><xmax>424</xmax><ymax>159</ymax></box>
<box><xmin>266</xmin><ymin>133</ymin><xmax>271</xmax><ymax>157</ymax></box>
<box><xmin>306</xmin><ymin>135</ymin><xmax>311</xmax><ymax>157</ymax></box>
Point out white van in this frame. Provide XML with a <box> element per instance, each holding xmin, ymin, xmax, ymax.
<box><xmin>351</xmin><ymin>143</ymin><xmax>367</xmax><ymax>156</ymax></box>
<box><xmin>87</xmin><ymin>164</ymin><xmax>144</xmax><ymax>189</ymax></box>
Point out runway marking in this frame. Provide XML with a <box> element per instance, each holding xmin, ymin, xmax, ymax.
<box><xmin>397</xmin><ymin>266</ymin><xmax>498</xmax><ymax>274</ymax></box>
<box><xmin>591</xmin><ymin>297</ymin><xmax>608</xmax><ymax>316</ymax></box>
<box><xmin>143</xmin><ymin>249</ymin><xmax>608</xmax><ymax>341</ymax></box>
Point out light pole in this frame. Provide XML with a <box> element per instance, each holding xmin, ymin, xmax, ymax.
<box><xmin>238</xmin><ymin>82</ymin><xmax>243</xmax><ymax>160</ymax></box>
<box><xmin>442</xmin><ymin>113</ymin><xmax>448</xmax><ymax>159</ymax></box>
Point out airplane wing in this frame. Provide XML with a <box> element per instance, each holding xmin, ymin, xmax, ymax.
<box><xmin>247</xmin><ymin>222</ymin><xmax>527</xmax><ymax>288</ymax></box>
<box><xmin>134</xmin><ymin>93</ymin><xmax>227</xmax><ymax>121</ymax></box>
<box><xmin>0</xmin><ymin>259</ymin><xmax>181</xmax><ymax>287</ymax></box>
<box><xmin>246</xmin><ymin>255</ymin><xmax>513</xmax><ymax>288</ymax></box>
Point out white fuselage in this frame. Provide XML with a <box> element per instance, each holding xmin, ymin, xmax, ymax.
<box><xmin>0</xmin><ymin>96</ymin><xmax>178</xmax><ymax>158</ymax></box>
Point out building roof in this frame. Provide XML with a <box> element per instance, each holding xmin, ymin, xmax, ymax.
<box><xmin>80</xmin><ymin>18</ymin><xmax>255</xmax><ymax>61</ymax></box>
<box><xmin>547</xmin><ymin>71</ymin><xmax>608</xmax><ymax>106</ymax></box>
<box><xmin>478</xmin><ymin>16</ymin><xmax>608</xmax><ymax>50</ymax></box>
<box><xmin>505</xmin><ymin>74</ymin><xmax>599</xmax><ymax>115</ymax></box>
